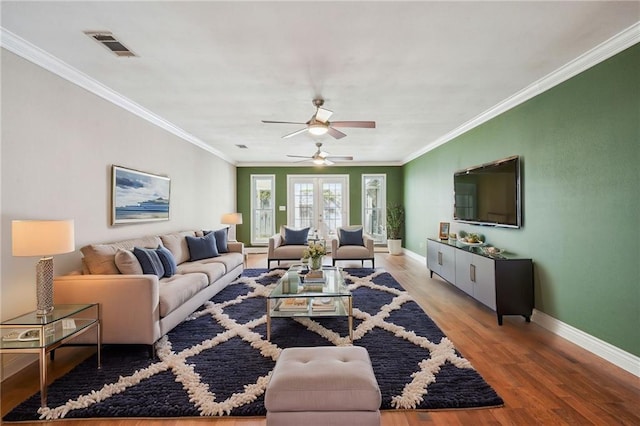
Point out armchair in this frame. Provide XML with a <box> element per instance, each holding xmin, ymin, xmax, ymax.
<box><xmin>331</xmin><ymin>226</ymin><xmax>375</xmax><ymax>268</ymax></box>
<box><xmin>268</xmin><ymin>226</ymin><xmax>311</xmax><ymax>268</ymax></box>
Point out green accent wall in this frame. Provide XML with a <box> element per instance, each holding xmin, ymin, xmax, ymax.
<box><xmin>404</xmin><ymin>44</ymin><xmax>640</xmax><ymax>356</ymax></box>
<box><xmin>236</xmin><ymin>166</ymin><xmax>403</xmax><ymax>245</ymax></box>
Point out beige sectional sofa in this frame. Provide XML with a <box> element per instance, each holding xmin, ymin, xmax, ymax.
<box><xmin>54</xmin><ymin>230</ymin><xmax>243</xmax><ymax>349</ymax></box>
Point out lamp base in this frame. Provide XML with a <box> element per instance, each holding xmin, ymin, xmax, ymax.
<box><xmin>36</xmin><ymin>257</ymin><xmax>55</xmax><ymax>317</ymax></box>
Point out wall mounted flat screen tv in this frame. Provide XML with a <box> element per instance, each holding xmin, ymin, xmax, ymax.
<box><xmin>453</xmin><ymin>155</ymin><xmax>522</xmax><ymax>228</ymax></box>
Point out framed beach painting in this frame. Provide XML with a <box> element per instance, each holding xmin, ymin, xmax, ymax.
<box><xmin>111</xmin><ymin>165</ymin><xmax>171</xmax><ymax>225</ymax></box>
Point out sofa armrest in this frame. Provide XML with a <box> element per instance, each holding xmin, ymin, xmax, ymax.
<box><xmin>228</xmin><ymin>241</ymin><xmax>244</xmax><ymax>253</ymax></box>
<box><xmin>54</xmin><ymin>274</ymin><xmax>160</xmax><ymax>345</ymax></box>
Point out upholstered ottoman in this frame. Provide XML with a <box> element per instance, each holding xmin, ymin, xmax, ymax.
<box><xmin>265</xmin><ymin>346</ymin><xmax>381</xmax><ymax>426</ymax></box>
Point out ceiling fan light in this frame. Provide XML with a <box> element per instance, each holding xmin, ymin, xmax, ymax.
<box><xmin>308</xmin><ymin>123</ymin><xmax>328</xmax><ymax>136</ymax></box>
<box><xmin>312</xmin><ymin>158</ymin><xmax>325</xmax><ymax>165</ymax></box>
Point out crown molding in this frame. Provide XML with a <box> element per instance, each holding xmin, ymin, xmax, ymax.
<box><xmin>0</xmin><ymin>28</ymin><xmax>236</xmax><ymax>166</ymax></box>
<box><xmin>236</xmin><ymin>161</ymin><xmax>403</xmax><ymax>168</ymax></box>
<box><xmin>403</xmin><ymin>22</ymin><xmax>640</xmax><ymax>164</ymax></box>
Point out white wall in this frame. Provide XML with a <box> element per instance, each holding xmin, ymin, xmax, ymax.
<box><xmin>0</xmin><ymin>50</ymin><xmax>236</xmax><ymax>377</ymax></box>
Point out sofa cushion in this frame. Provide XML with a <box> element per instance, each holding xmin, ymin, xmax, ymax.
<box><xmin>340</xmin><ymin>227</ymin><xmax>364</xmax><ymax>246</ymax></box>
<box><xmin>81</xmin><ymin>236</ymin><xmax>162</xmax><ymax>275</ymax></box>
<box><xmin>176</xmin><ymin>261</ymin><xmax>226</xmax><ymax>283</ymax></box>
<box><xmin>283</xmin><ymin>226</ymin><xmax>309</xmax><ymax>245</ymax></box>
<box><xmin>160</xmin><ymin>231</ymin><xmax>196</xmax><ymax>265</ymax></box>
<box><xmin>186</xmin><ymin>232</ymin><xmax>219</xmax><ymax>261</ymax></box>
<box><xmin>158</xmin><ymin>273</ymin><xmax>208</xmax><ymax>317</ymax></box>
<box><xmin>156</xmin><ymin>245</ymin><xmax>177</xmax><ymax>278</ymax></box>
<box><xmin>133</xmin><ymin>247</ymin><xmax>165</xmax><ymax>278</ymax></box>
<box><xmin>198</xmin><ymin>252</ymin><xmax>243</xmax><ymax>273</ymax></box>
<box><xmin>114</xmin><ymin>249</ymin><xmax>143</xmax><ymax>275</ymax></box>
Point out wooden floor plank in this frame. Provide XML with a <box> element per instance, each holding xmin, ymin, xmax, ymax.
<box><xmin>2</xmin><ymin>252</ymin><xmax>638</xmax><ymax>425</ymax></box>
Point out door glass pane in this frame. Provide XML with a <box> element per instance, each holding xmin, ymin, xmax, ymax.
<box><xmin>363</xmin><ymin>175</ymin><xmax>386</xmax><ymax>244</ymax></box>
<box><xmin>251</xmin><ymin>175</ymin><xmax>274</xmax><ymax>245</ymax></box>
<box><xmin>293</xmin><ymin>182</ymin><xmax>314</xmax><ymax>229</ymax></box>
<box><xmin>322</xmin><ymin>181</ymin><xmax>344</xmax><ymax>236</ymax></box>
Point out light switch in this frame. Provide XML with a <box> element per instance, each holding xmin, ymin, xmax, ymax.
<box><xmin>279</xmin><ymin>206</ymin><xmax>286</xmax><ymax>211</ymax></box>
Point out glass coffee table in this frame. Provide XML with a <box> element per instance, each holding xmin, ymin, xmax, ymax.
<box><xmin>266</xmin><ymin>266</ymin><xmax>353</xmax><ymax>341</ymax></box>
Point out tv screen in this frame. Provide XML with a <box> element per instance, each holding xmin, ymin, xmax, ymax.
<box><xmin>453</xmin><ymin>156</ymin><xmax>521</xmax><ymax>228</ymax></box>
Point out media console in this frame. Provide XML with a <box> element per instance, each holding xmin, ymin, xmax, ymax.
<box><xmin>427</xmin><ymin>238</ymin><xmax>533</xmax><ymax>325</ymax></box>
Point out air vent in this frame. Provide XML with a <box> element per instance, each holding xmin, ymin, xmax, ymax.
<box><xmin>236</xmin><ymin>144</ymin><xmax>249</xmax><ymax>149</ymax></box>
<box><xmin>85</xmin><ymin>31</ymin><xmax>137</xmax><ymax>57</ymax></box>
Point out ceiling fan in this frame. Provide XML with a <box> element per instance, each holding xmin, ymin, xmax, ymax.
<box><xmin>287</xmin><ymin>142</ymin><xmax>353</xmax><ymax>166</ymax></box>
<box><xmin>262</xmin><ymin>98</ymin><xmax>375</xmax><ymax>139</ymax></box>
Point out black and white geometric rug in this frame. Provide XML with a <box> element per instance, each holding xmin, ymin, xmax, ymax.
<box><xmin>4</xmin><ymin>268</ymin><xmax>503</xmax><ymax>421</ymax></box>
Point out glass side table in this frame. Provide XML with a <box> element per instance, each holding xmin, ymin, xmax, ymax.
<box><xmin>0</xmin><ymin>304</ymin><xmax>101</xmax><ymax>407</ymax></box>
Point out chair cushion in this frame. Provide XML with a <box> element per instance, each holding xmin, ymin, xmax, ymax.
<box><xmin>340</xmin><ymin>227</ymin><xmax>364</xmax><ymax>246</ymax></box>
<box><xmin>283</xmin><ymin>226</ymin><xmax>309</xmax><ymax>245</ymax></box>
<box><xmin>335</xmin><ymin>245</ymin><xmax>372</xmax><ymax>259</ymax></box>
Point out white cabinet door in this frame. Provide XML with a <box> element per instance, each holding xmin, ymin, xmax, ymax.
<box><xmin>471</xmin><ymin>254</ymin><xmax>496</xmax><ymax>310</ymax></box>
<box><xmin>454</xmin><ymin>250</ymin><xmax>474</xmax><ymax>296</ymax></box>
<box><xmin>427</xmin><ymin>240</ymin><xmax>456</xmax><ymax>283</ymax></box>
<box><xmin>426</xmin><ymin>239</ymin><xmax>441</xmax><ymax>275</ymax></box>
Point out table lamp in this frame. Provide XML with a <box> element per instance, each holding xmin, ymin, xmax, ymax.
<box><xmin>220</xmin><ymin>213</ymin><xmax>243</xmax><ymax>241</ymax></box>
<box><xmin>12</xmin><ymin>219</ymin><xmax>75</xmax><ymax>316</ymax></box>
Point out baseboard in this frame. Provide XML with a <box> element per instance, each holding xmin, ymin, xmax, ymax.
<box><xmin>532</xmin><ymin>309</ymin><xmax>639</xmax><ymax>377</ymax></box>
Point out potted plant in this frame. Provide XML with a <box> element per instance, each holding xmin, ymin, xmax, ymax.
<box><xmin>386</xmin><ymin>203</ymin><xmax>404</xmax><ymax>255</ymax></box>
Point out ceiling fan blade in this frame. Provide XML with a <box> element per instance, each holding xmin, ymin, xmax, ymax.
<box><xmin>286</xmin><ymin>154</ymin><xmax>312</xmax><ymax>159</ymax></box>
<box><xmin>262</xmin><ymin>120</ymin><xmax>307</xmax><ymax>125</ymax></box>
<box><xmin>282</xmin><ymin>128</ymin><xmax>309</xmax><ymax>139</ymax></box>
<box><xmin>327</xmin><ymin>127</ymin><xmax>347</xmax><ymax>139</ymax></box>
<box><xmin>330</xmin><ymin>120</ymin><xmax>376</xmax><ymax>128</ymax></box>
<box><xmin>323</xmin><ymin>159</ymin><xmax>335</xmax><ymax>166</ymax></box>
<box><xmin>315</xmin><ymin>107</ymin><xmax>333</xmax><ymax>123</ymax></box>
<box><xmin>326</xmin><ymin>155</ymin><xmax>354</xmax><ymax>161</ymax></box>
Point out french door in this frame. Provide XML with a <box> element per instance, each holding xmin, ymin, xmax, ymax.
<box><xmin>287</xmin><ymin>175</ymin><xmax>349</xmax><ymax>238</ymax></box>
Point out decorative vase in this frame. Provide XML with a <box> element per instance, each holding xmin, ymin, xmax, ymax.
<box><xmin>310</xmin><ymin>256</ymin><xmax>323</xmax><ymax>270</ymax></box>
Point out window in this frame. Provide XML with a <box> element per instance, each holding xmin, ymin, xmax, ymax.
<box><xmin>251</xmin><ymin>175</ymin><xmax>275</xmax><ymax>245</ymax></box>
<box><xmin>362</xmin><ymin>174</ymin><xmax>386</xmax><ymax>244</ymax></box>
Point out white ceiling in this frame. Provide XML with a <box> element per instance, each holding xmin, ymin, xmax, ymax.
<box><xmin>1</xmin><ymin>1</ymin><xmax>638</xmax><ymax>166</ymax></box>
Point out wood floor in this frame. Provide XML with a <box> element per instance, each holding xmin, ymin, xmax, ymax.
<box><xmin>2</xmin><ymin>252</ymin><xmax>638</xmax><ymax>425</ymax></box>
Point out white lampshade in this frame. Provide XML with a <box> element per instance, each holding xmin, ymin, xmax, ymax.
<box><xmin>12</xmin><ymin>220</ymin><xmax>75</xmax><ymax>257</ymax></box>
<box><xmin>221</xmin><ymin>213</ymin><xmax>243</xmax><ymax>225</ymax></box>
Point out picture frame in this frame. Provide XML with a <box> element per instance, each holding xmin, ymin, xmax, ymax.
<box><xmin>439</xmin><ymin>222</ymin><xmax>450</xmax><ymax>240</ymax></box>
<box><xmin>111</xmin><ymin>165</ymin><xmax>170</xmax><ymax>225</ymax></box>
